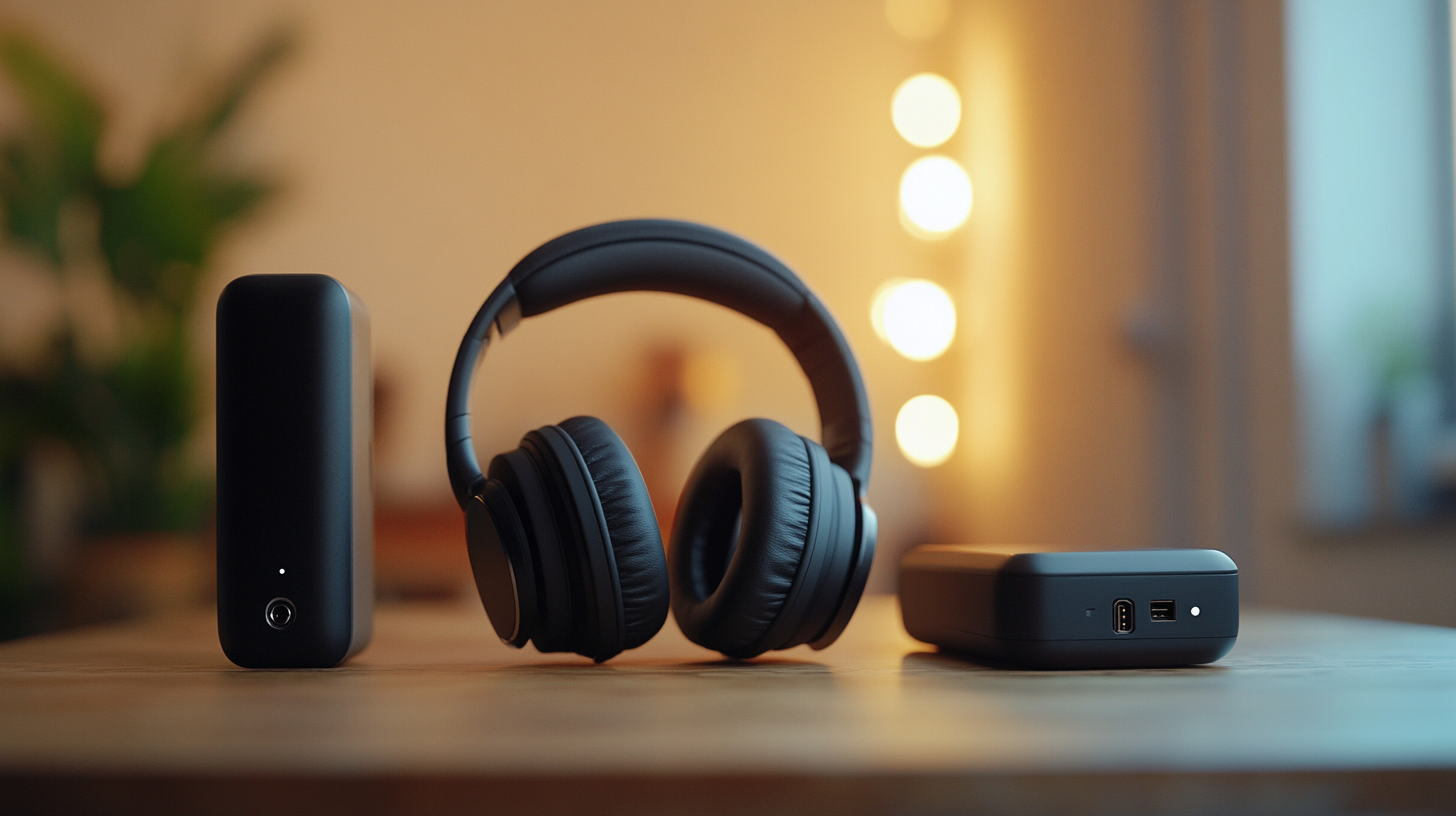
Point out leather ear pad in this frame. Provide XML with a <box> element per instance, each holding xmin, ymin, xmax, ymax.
<box><xmin>558</xmin><ymin>416</ymin><xmax>669</xmax><ymax>650</ymax></box>
<box><xmin>669</xmin><ymin>418</ymin><xmax>812</xmax><ymax>658</ymax></box>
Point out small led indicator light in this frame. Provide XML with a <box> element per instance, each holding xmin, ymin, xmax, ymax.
<box><xmin>1191</xmin><ymin>606</ymin><xmax>1201</xmax><ymax>617</ymax></box>
<box><xmin>279</xmin><ymin>568</ymin><xmax>286</xmax><ymax>574</ymax></box>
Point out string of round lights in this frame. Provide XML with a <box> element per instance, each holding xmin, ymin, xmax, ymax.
<box><xmin>882</xmin><ymin>0</ymin><xmax>964</xmax><ymax>469</ymax></box>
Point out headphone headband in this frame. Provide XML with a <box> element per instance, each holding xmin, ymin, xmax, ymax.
<box><xmin>446</xmin><ymin>219</ymin><xmax>873</xmax><ymax>509</ymax></box>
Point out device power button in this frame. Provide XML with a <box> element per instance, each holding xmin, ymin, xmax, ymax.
<box><xmin>265</xmin><ymin>598</ymin><xmax>296</xmax><ymax>630</ymax></box>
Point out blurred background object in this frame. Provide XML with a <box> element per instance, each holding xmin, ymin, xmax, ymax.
<box><xmin>1</xmin><ymin>0</ymin><xmax>1455</xmax><ymax>639</ymax></box>
<box><xmin>1287</xmin><ymin>0</ymin><xmax>1456</xmax><ymax>527</ymax></box>
<box><xmin>0</xmin><ymin>20</ymin><xmax>290</xmax><ymax>637</ymax></box>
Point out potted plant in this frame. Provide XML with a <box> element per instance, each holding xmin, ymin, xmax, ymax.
<box><xmin>0</xmin><ymin>28</ymin><xmax>292</xmax><ymax>637</ymax></box>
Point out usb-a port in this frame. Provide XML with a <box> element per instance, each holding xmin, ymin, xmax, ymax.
<box><xmin>1150</xmin><ymin>600</ymin><xmax>1176</xmax><ymax>621</ymax></box>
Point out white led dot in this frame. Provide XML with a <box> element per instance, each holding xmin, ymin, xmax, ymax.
<box><xmin>279</xmin><ymin>568</ymin><xmax>286</xmax><ymax>574</ymax></box>
<box><xmin>1191</xmin><ymin>606</ymin><xmax>1201</xmax><ymax>617</ymax></box>
<box><xmin>900</xmin><ymin>155</ymin><xmax>973</xmax><ymax>238</ymax></box>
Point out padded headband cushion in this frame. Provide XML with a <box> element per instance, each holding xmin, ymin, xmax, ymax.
<box><xmin>446</xmin><ymin>220</ymin><xmax>872</xmax><ymax>511</ymax></box>
<box><xmin>669</xmin><ymin>419</ymin><xmax>813</xmax><ymax>658</ymax></box>
<box><xmin>558</xmin><ymin>416</ymin><xmax>669</xmax><ymax>650</ymax></box>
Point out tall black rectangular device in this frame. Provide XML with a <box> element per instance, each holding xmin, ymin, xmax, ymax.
<box><xmin>899</xmin><ymin>544</ymin><xmax>1238</xmax><ymax>669</ymax></box>
<box><xmin>216</xmin><ymin>274</ymin><xmax>372</xmax><ymax>668</ymax></box>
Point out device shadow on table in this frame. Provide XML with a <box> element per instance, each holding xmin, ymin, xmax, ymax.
<box><xmin>900</xmin><ymin>650</ymin><xmax>1231</xmax><ymax>677</ymax></box>
<box><xmin>494</xmin><ymin>656</ymin><xmax>836</xmax><ymax>677</ymax></box>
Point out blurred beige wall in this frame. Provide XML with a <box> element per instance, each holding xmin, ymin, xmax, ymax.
<box><xmin>0</xmin><ymin>0</ymin><xmax>946</xmax><ymax>591</ymax></box>
<box><xmin>942</xmin><ymin>0</ymin><xmax>1159</xmax><ymax>552</ymax></box>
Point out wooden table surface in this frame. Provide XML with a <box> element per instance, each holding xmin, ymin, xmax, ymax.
<box><xmin>2</xmin><ymin>595</ymin><xmax>1455</xmax><ymax>815</ymax></box>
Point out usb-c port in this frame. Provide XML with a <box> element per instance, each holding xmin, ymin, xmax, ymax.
<box><xmin>1113</xmin><ymin>599</ymin><xmax>1135</xmax><ymax>633</ymax></box>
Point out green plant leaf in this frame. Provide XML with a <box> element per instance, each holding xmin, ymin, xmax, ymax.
<box><xmin>0</xmin><ymin>32</ymin><xmax>103</xmax><ymax>265</ymax></box>
<box><xmin>1</xmin><ymin>26</ymin><xmax>290</xmax><ymax>546</ymax></box>
<box><xmin>196</xmin><ymin>26</ymin><xmax>296</xmax><ymax>140</ymax></box>
<box><xmin>99</xmin><ymin>27</ymin><xmax>291</xmax><ymax>312</ymax></box>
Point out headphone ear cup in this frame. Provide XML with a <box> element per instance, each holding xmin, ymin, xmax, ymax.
<box><xmin>558</xmin><ymin>416</ymin><xmax>670</xmax><ymax>651</ymax></box>
<box><xmin>669</xmin><ymin>419</ymin><xmax>815</xmax><ymax>657</ymax></box>
<box><xmin>488</xmin><ymin>448</ymin><xmax>574</xmax><ymax>653</ymax></box>
<box><xmin>465</xmin><ymin>479</ymin><xmax>537</xmax><ymax>648</ymax></box>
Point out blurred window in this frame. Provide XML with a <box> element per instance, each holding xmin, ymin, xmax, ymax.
<box><xmin>1287</xmin><ymin>0</ymin><xmax>1456</xmax><ymax>527</ymax></box>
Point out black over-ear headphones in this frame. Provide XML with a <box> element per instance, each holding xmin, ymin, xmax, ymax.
<box><xmin>446</xmin><ymin>219</ymin><xmax>876</xmax><ymax>662</ymax></box>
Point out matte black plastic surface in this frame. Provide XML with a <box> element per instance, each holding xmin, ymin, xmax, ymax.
<box><xmin>899</xmin><ymin>545</ymin><xmax>1239</xmax><ymax>669</ymax></box>
<box><xmin>216</xmin><ymin>274</ymin><xmax>369</xmax><ymax>669</ymax></box>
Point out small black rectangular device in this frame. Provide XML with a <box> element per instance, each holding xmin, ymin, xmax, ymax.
<box><xmin>216</xmin><ymin>274</ymin><xmax>372</xmax><ymax>668</ymax></box>
<box><xmin>899</xmin><ymin>544</ymin><xmax>1238</xmax><ymax>669</ymax></box>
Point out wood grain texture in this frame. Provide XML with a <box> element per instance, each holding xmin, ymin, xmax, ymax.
<box><xmin>2</xmin><ymin>596</ymin><xmax>1455</xmax><ymax>815</ymax></box>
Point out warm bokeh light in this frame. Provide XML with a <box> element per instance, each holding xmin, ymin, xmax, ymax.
<box><xmin>900</xmin><ymin>155</ymin><xmax>973</xmax><ymax>237</ymax></box>
<box><xmin>892</xmin><ymin>73</ymin><xmax>961</xmax><ymax>148</ymax></box>
<box><xmin>869</xmin><ymin>278</ymin><xmax>906</xmax><ymax>342</ymax></box>
<box><xmin>870</xmin><ymin>279</ymin><xmax>956</xmax><ymax>360</ymax></box>
<box><xmin>896</xmin><ymin>394</ymin><xmax>959</xmax><ymax>467</ymax></box>
<box><xmin>885</xmin><ymin>0</ymin><xmax>951</xmax><ymax>40</ymax></box>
